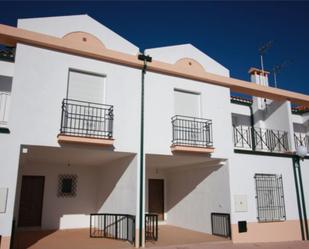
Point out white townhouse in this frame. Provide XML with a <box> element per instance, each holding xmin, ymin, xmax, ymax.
<box><xmin>0</xmin><ymin>15</ymin><xmax>308</xmax><ymax>249</ymax></box>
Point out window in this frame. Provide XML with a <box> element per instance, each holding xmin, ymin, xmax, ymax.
<box><xmin>255</xmin><ymin>174</ymin><xmax>286</xmax><ymax>222</ymax></box>
<box><xmin>67</xmin><ymin>70</ymin><xmax>105</xmax><ymax>104</ymax></box>
<box><xmin>174</xmin><ymin>89</ymin><xmax>201</xmax><ymax>118</ymax></box>
<box><xmin>58</xmin><ymin>175</ymin><xmax>77</xmax><ymax>197</ymax></box>
<box><xmin>0</xmin><ymin>75</ymin><xmax>12</xmax><ymax>128</ymax></box>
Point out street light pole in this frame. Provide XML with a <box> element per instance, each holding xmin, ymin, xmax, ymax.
<box><xmin>137</xmin><ymin>52</ymin><xmax>152</xmax><ymax>247</ymax></box>
<box><xmin>293</xmin><ymin>146</ymin><xmax>309</xmax><ymax>240</ymax></box>
<box><xmin>297</xmin><ymin>158</ymin><xmax>309</xmax><ymax>240</ymax></box>
<box><xmin>292</xmin><ymin>155</ymin><xmax>305</xmax><ymax>240</ymax></box>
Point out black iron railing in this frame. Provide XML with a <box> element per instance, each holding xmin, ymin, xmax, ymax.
<box><xmin>60</xmin><ymin>99</ymin><xmax>113</xmax><ymax>139</ymax></box>
<box><xmin>145</xmin><ymin>213</ymin><xmax>158</xmax><ymax>241</ymax></box>
<box><xmin>211</xmin><ymin>213</ymin><xmax>231</xmax><ymax>238</ymax></box>
<box><xmin>90</xmin><ymin>213</ymin><xmax>135</xmax><ymax>244</ymax></box>
<box><xmin>233</xmin><ymin>125</ymin><xmax>289</xmax><ymax>153</ymax></box>
<box><xmin>172</xmin><ymin>115</ymin><xmax>213</xmax><ymax>148</ymax></box>
<box><xmin>294</xmin><ymin>133</ymin><xmax>309</xmax><ymax>153</ymax></box>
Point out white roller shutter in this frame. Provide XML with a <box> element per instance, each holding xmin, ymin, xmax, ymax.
<box><xmin>174</xmin><ymin>89</ymin><xmax>200</xmax><ymax>117</ymax></box>
<box><xmin>68</xmin><ymin>70</ymin><xmax>105</xmax><ymax>104</ymax></box>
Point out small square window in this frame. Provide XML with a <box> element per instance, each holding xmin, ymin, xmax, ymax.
<box><xmin>58</xmin><ymin>175</ymin><xmax>77</xmax><ymax>197</ymax></box>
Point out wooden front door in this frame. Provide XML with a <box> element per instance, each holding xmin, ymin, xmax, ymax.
<box><xmin>148</xmin><ymin>179</ymin><xmax>164</xmax><ymax>220</ymax></box>
<box><xmin>18</xmin><ymin>176</ymin><xmax>45</xmax><ymax>227</ymax></box>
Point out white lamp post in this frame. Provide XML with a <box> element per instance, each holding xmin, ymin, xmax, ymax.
<box><xmin>296</xmin><ymin>145</ymin><xmax>308</xmax><ymax>160</ymax></box>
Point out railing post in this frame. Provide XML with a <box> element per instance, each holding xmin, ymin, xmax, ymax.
<box><xmin>155</xmin><ymin>214</ymin><xmax>158</xmax><ymax>241</ymax></box>
<box><xmin>115</xmin><ymin>215</ymin><xmax>118</xmax><ymax>239</ymax></box>
<box><xmin>103</xmin><ymin>214</ymin><xmax>106</xmax><ymax>237</ymax></box>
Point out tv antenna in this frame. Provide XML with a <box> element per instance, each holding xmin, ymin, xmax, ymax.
<box><xmin>272</xmin><ymin>59</ymin><xmax>292</xmax><ymax>88</ymax></box>
<box><xmin>258</xmin><ymin>40</ymin><xmax>273</xmax><ymax>72</ymax></box>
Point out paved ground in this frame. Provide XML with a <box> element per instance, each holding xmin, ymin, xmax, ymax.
<box><xmin>149</xmin><ymin>241</ymin><xmax>309</xmax><ymax>249</ymax></box>
<box><xmin>13</xmin><ymin>226</ymin><xmax>309</xmax><ymax>249</ymax></box>
<box><xmin>14</xmin><ymin>229</ymin><xmax>132</xmax><ymax>249</ymax></box>
<box><xmin>14</xmin><ymin>225</ymin><xmax>225</xmax><ymax>249</ymax></box>
<box><xmin>146</xmin><ymin>225</ymin><xmax>227</xmax><ymax>247</ymax></box>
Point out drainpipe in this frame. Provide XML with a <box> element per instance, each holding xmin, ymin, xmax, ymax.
<box><xmin>249</xmin><ymin>105</ymin><xmax>256</xmax><ymax>151</ymax></box>
<box><xmin>137</xmin><ymin>52</ymin><xmax>152</xmax><ymax>247</ymax></box>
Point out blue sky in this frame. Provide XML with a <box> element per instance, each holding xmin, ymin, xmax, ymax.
<box><xmin>1</xmin><ymin>1</ymin><xmax>308</xmax><ymax>95</ymax></box>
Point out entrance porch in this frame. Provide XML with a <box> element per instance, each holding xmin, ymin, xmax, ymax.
<box><xmin>145</xmin><ymin>153</ymin><xmax>231</xmax><ymax>245</ymax></box>
<box><xmin>13</xmin><ymin>145</ymin><xmax>138</xmax><ymax>248</ymax></box>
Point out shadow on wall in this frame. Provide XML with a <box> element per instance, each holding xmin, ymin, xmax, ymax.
<box><xmin>165</xmin><ymin>164</ymin><xmax>222</xmax><ymax>212</ymax></box>
<box><xmin>95</xmin><ymin>155</ymin><xmax>136</xmax><ymax>214</ymax></box>
<box><xmin>253</xmin><ymin>100</ymin><xmax>285</xmax><ymax>125</ymax></box>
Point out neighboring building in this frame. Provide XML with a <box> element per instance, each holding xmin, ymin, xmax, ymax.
<box><xmin>0</xmin><ymin>15</ymin><xmax>308</xmax><ymax>249</ymax></box>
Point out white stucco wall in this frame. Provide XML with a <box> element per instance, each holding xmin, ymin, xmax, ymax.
<box><xmin>0</xmin><ymin>61</ymin><xmax>14</xmax><ymax>77</ymax></box>
<box><xmin>6</xmin><ymin>44</ymin><xmax>141</xmax><ymax>151</ymax></box>
<box><xmin>145</xmin><ymin>44</ymin><xmax>229</xmax><ymax>77</ymax></box>
<box><xmin>231</xmin><ymin>103</ymin><xmax>251</xmax><ymax>116</ymax></box>
<box><xmin>143</xmin><ymin>71</ymin><xmax>234</xmax><ymax>159</ymax></box>
<box><xmin>96</xmin><ymin>155</ymin><xmax>137</xmax><ymax>216</ymax></box>
<box><xmin>261</xmin><ymin>101</ymin><xmax>293</xmax><ymax>131</ymax></box>
<box><xmin>229</xmin><ymin>154</ymin><xmax>301</xmax><ymax>224</ymax></box>
<box><xmin>166</xmin><ymin>163</ymin><xmax>231</xmax><ymax>234</ymax></box>
<box><xmin>17</xmin><ymin>15</ymin><xmax>139</xmax><ymax>55</ymax></box>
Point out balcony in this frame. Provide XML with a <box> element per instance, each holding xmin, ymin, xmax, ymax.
<box><xmin>294</xmin><ymin>132</ymin><xmax>309</xmax><ymax>154</ymax></box>
<box><xmin>0</xmin><ymin>91</ymin><xmax>10</xmax><ymax>127</ymax></box>
<box><xmin>233</xmin><ymin>125</ymin><xmax>290</xmax><ymax>153</ymax></box>
<box><xmin>58</xmin><ymin>98</ymin><xmax>114</xmax><ymax>146</ymax></box>
<box><xmin>171</xmin><ymin>115</ymin><xmax>214</xmax><ymax>153</ymax></box>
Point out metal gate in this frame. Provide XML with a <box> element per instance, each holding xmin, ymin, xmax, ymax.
<box><xmin>145</xmin><ymin>213</ymin><xmax>158</xmax><ymax>241</ymax></box>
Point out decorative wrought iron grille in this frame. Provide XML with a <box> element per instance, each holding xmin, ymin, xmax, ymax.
<box><xmin>211</xmin><ymin>213</ymin><xmax>231</xmax><ymax>238</ymax></box>
<box><xmin>233</xmin><ymin>126</ymin><xmax>289</xmax><ymax>153</ymax></box>
<box><xmin>57</xmin><ymin>174</ymin><xmax>77</xmax><ymax>197</ymax></box>
<box><xmin>254</xmin><ymin>174</ymin><xmax>286</xmax><ymax>222</ymax></box>
<box><xmin>90</xmin><ymin>213</ymin><xmax>135</xmax><ymax>244</ymax></box>
<box><xmin>145</xmin><ymin>213</ymin><xmax>158</xmax><ymax>241</ymax></box>
<box><xmin>171</xmin><ymin>115</ymin><xmax>213</xmax><ymax>147</ymax></box>
<box><xmin>294</xmin><ymin>132</ymin><xmax>309</xmax><ymax>153</ymax></box>
<box><xmin>60</xmin><ymin>99</ymin><xmax>113</xmax><ymax>139</ymax></box>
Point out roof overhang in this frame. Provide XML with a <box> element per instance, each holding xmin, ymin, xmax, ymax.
<box><xmin>1</xmin><ymin>24</ymin><xmax>308</xmax><ymax>107</ymax></box>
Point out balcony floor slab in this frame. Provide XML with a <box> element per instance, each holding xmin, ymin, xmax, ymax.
<box><xmin>57</xmin><ymin>134</ymin><xmax>114</xmax><ymax>146</ymax></box>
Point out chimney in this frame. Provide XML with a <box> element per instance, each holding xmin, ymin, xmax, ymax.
<box><xmin>249</xmin><ymin>67</ymin><xmax>271</xmax><ymax>110</ymax></box>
